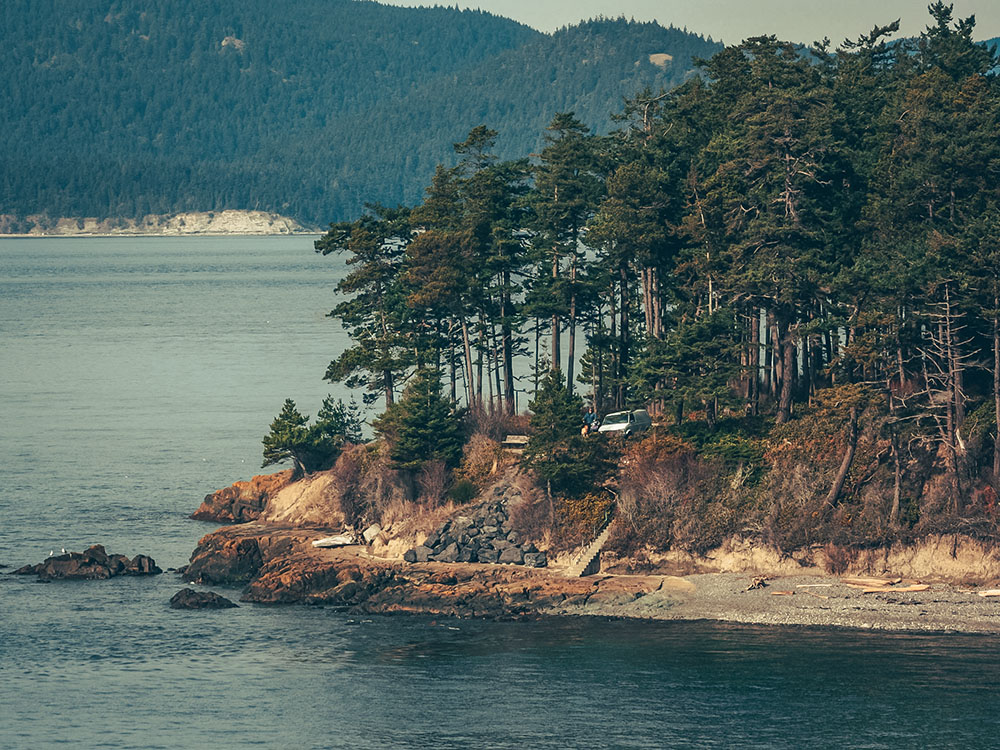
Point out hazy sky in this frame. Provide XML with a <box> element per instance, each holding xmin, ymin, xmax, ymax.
<box><xmin>377</xmin><ymin>1</ymin><xmax>1000</xmax><ymax>44</ymax></box>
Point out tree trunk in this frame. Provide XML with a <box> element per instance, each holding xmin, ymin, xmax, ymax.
<box><xmin>492</xmin><ymin>322</ymin><xmax>503</xmax><ymax>412</ymax></box>
<box><xmin>461</xmin><ymin>317</ymin><xmax>475</xmax><ymax>408</ymax></box>
<box><xmin>551</xmin><ymin>252</ymin><xmax>560</xmax><ymax>371</ymax></box>
<box><xmin>652</xmin><ymin>268</ymin><xmax>663</xmax><ymax>339</ymax></box>
<box><xmin>383</xmin><ymin>369</ymin><xmax>394</xmax><ymax>407</ymax></box>
<box><xmin>890</xmin><ymin>429</ymin><xmax>902</xmax><ymax>526</ymax></box>
<box><xmin>994</xmin><ymin>299</ymin><xmax>1000</xmax><ymax>482</ymax></box>
<box><xmin>567</xmin><ymin>258</ymin><xmax>577</xmax><ymax>395</ymax></box>
<box><xmin>502</xmin><ymin>272</ymin><xmax>515</xmax><ymax>415</ymax></box>
<box><xmin>448</xmin><ymin>319</ymin><xmax>457</xmax><ymax>403</ymax></box>
<box><xmin>776</xmin><ymin>318</ymin><xmax>794</xmax><ymax>424</ymax></box>
<box><xmin>750</xmin><ymin>306</ymin><xmax>760</xmax><ymax>416</ymax></box>
<box><xmin>618</xmin><ymin>262</ymin><xmax>630</xmax><ymax>409</ymax></box>
<box><xmin>765</xmin><ymin>310</ymin><xmax>777</xmax><ymax>398</ymax></box>
<box><xmin>476</xmin><ymin>315</ymin><xmax>485</xmax><ymax>404</ymax></box>
<box><xmin>826</xmin><ymin>406</ymin><xmax>859</xmax><ymax>507</ymax></box>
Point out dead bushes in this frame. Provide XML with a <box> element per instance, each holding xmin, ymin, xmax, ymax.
<box><xmin>612</xmin><ymin>434</ymin><xmax>744</xmax><ymax>556</ymax></box>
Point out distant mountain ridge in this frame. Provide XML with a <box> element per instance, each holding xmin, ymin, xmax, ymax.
<box><xmin>0</xmin><ymin>0</ymin><xmax>720</xmax><ymax>228</ymax></box>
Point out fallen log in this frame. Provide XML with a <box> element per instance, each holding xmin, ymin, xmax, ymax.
<box><xmin>841</xmin><ymin>576</ymin><xmax>902</xmax><ymax>587</ymax></box>
<box><xmin>861</xmin><ymin>584</ymin><xmax>929</xmax><ymax>594</ymax></box>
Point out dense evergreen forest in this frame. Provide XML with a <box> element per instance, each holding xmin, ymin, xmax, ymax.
<box><xmin>0</xmin><ymin>0</ymin><xmax>718</xmax><ymax>227</ymax></box>
<box><xmin>310</xmin><ymin>4</ymin><xmax>1000</xmax><ymax>555</ymax></box>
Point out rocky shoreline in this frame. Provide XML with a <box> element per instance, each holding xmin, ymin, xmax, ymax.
<box><xmin>0</xmin><ymin>210</ymin><xmax>315</xmax><ymax>237</ymax></box>
<box><xmin>154</xmin><ymin>470</ymin><xmax>1000</xmax><ymax>632</ymax></box>
<box><xmin>177</xmin><ymin>521</ymin><xmax>1000</xmax><ymax>633</ymax></box>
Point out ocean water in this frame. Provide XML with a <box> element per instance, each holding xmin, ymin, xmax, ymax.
<box><xmin>2</xmin><ymin>237</ymin><xmax>999</xmax><ymax>749</ymax></box>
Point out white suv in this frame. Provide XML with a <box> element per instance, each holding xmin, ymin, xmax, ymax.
<box><xmin>597</xmin><ymin>409</ymin><xmax>652</xmax><ymax>437</ymax></box>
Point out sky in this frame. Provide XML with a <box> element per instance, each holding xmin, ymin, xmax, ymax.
<box><xmin>376</xmin><ymin>1</ymin><xmax>1000</xmax><ymax>44</ymax></box>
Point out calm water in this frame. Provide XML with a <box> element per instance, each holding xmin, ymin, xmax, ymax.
<box><xmin>2</xmin><ymin>237</ymin><xmax>999</xmax><ymax>749</ymax></box>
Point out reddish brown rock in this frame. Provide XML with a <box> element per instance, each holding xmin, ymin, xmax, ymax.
<box><xmin>191</xmin><ymin>471</ymin><xmax>294</xmax><ymax>524</ymax></box>
<box><xmin>183</xmin><ymin>523</ymin><xmax>336</xmax><ymax>586</ymax></box>
<box><xmin>181</xmin><ymin>523</ymin><xmax>642</xmax><ymax>619</ymax></box>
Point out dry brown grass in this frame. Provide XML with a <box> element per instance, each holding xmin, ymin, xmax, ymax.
<box><xmin>457</xmin><ymin>434</ymin><xmax>512</xmax><ymax>487</ymax></box>
<box><xmin>417</xmin><ymin>460</ymin><xmax>448</xmax><ymax>507</ymax></box>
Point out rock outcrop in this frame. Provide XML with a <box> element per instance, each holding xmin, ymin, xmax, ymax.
<box><xmin>403</xmin><ymin>498</ymin><xmax>547</xmax><ymax>568</ymax></box>
<box><xmin>169</xmin><ymin>588</ymin><xmax>239</xmax><ymax>609</ymax></box>
<box><xmin>178</xmin><ymin>524</ymin><xmax>621</xmax><ymax>617</ymax></box>
<box><xmin>257</xmin><ymin>470</ymin><xmax>347</xmax><ymax>527</ymax></box>
<box><xmin>191</xmin><ymin>470</ymin><xmax>294</xmax><ymax>524</ymax></box>
<box><xmin>12</xmin><ymin>545</ymin><xmax>162</xmax><ymax>581</ymax></box>
<box><xmin>182</xmin><ymin>523</ymin><xmax>350</xmax><ymax>586</ymax></box>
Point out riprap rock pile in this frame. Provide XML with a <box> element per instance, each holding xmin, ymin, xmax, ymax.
<box><xmin>404</xmin><ymin>499</ymin><xmax>546</xmax><ymax>568</ymax></box>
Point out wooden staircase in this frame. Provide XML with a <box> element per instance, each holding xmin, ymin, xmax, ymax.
<box><xmin>564</xmin><ymin>516</ymin><xmax>615</xmax><ymax>578</ymax></box>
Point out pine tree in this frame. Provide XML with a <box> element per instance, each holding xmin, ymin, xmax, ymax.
<box><xmin>523</xmin><ymin>368</ymin><xmax>611</xmax><ymax>499</ymax></box>
<box><xmin>316</xmin><ymin>205</ymin><xmax>414</xmax><ymax>406</ymax></box>
<box><xmin>261</xmin><ymin>399</ymin><xmax>310</xmax><ymax>478</ymax></box>
<box><xmin>374</xmin><ymin>368</ymin><xmax>465</xmax><ymax>472</ymax></box>
<box><xmin>261</xmin><ymin>397</ymin><xmax>365</xmax><ymax>479</ymax></box>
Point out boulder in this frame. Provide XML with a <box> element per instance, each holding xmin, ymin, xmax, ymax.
<box><xmin>412</xmin><ymin>545</ymin><xmax>433</xmax><ymax>563</ymax></box>
<box><xmin>452</xmin><ymin>516</ymin><xmax>474</xmax><ymax>532</ymax></box>
<box><xmin>169</xmin><ymin>588</ymin><xmax>238</xmax><ymax>609</ymax></box>
<box><xmin>125</xmin><ymin>554</ymin><xmax>162</xmax><ymax>575</ymax></box>
<box><xmin>362</xmin><ymin>524</ymin><xmax>382</xmax><ymax>544</ymax></box>
<box><xmin>477</xmin><ymin>548</ymin><xmax>500</xmax><ymax>564</ymax></box>
<box><xmin>523</xmin><ymin>552</ymin><xmax>548</xmax><ymax>568</ymax></box>
<box><xmin>456</xmin><ymin>547</ymin><xmax>478</xmax><ymax>563</ymax></box>
<box><xmin>107</xmin><ymin>554</ymin><xmax>129</xmax><ymax>575</ymax></box>
<box><xmin>499</xmin><ymin>548</ymin><xmax>524</xmax><ymax>565</ymax></box>
<box><xmin>434</xmin><ymin>543</ymin><xmax>460</xmax><ymax>563</ymax></box>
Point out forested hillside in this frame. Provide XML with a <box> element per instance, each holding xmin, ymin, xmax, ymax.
<box><xmin>0</xmin><ymin>0</ymin><xmax>718</xmax><ymax>227</ymax></box>
<box><xmin>307</xmin><ymin>4</ymin><xmax>1000</xmax><ymax>556</ymax></box>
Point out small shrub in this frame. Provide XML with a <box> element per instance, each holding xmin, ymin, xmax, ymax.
<box><xmin>823</xmin><ymin>543</ymin><xmax>857</xmax><ymax>575</ymax></box>
<box><xmin>447</xmin><ymin>478</ymin><xmax>479</xmax><ymax>505</ymax></box>
<box><xmin>509</xmin><ymin>494</ymin><xmax>552</xmax><ymax>545</ymax></box>
<box><xmin>329</xmin><ymin>443</ymin><xmax>365</xmax><ymax>526</ymax></box>
<box><xmin>457</xmin><ymin>434</ymin><xmax>507</xmax><ymax>487</ymax></box>
<box><xmin>357</xmin><ymin>443</ymin><xmax>411</xmax><ymax>522</ymax></box>
<box><xmin>416</xmin><ymin>460</ymin><xmax>448</xmax><ymax>507</ymax></box>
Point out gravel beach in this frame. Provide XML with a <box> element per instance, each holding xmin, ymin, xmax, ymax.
<box><xmin>554</xmin><ymin>572</ymin><xmax>1000</xmax><ymax>634</ymax></box>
